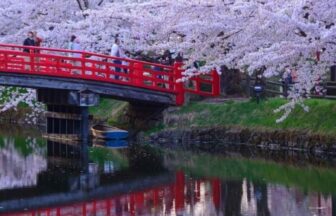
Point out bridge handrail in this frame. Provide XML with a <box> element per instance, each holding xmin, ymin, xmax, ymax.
<box><xmin>0</xmin><ymin>48</ymin><xmax>176</xmax><ymax>77</ymax></box>
<box><xmin>0</xmin><ymin>43</ymin><xmax>220</xmax><ymax>105</ymax></box>
<box><xmin>0</xmin><ymin>43</ymin><xmax>174</xmax><ymax>70</ymax></box>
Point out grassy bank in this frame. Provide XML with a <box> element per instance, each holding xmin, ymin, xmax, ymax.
<box><xmin>89</xmin><ymin>98</ymin><xmax>128</xmax><ymax>126</ymax></box>
<box><xmin>90</xmin><ymin>98</ymin><xmax>336</xmax><ymax>135</ymax></box>
<box><xmin>167</xmin><ymin>98</ymin><xmax>336</xmax><ymax>134</ymax></box>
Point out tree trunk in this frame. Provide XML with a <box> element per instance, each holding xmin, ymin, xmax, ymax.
<box><xmin>98</xmin><ymin>0</ymin><xmax>104</xmax><ymax>6</ymax></box>
<box><xmin>76</xmin><ymin>0</ymin><xmax>89</xmax><ymax>11</ymax></box>
<box><xmin>331</xmin><ymin>65</ymin><xmax>336</xmax><ymax>81</ymax></box>
<box><xmin>220</xmin><ymin>65</ymin><xmax>243</xmax><ymax>96</ymax></box>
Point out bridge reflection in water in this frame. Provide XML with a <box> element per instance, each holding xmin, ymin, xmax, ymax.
<box><xmin>0</xmin><ymin>128</ymin><xmax>335</xmax><ymax>215</ymax></box>
<box><xmin>0</xmin><ymin>138</ymin><xmax>223</xmax><ymax>216</ymax></box>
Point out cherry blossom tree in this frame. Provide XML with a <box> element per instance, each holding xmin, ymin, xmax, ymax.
<box><xmin>0</xmin><ymin>0</ymin><xmax>335</xmax><ymax>121</ymax></box>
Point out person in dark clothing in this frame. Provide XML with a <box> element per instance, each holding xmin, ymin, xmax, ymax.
<box><xmin>161</xmin><ymin>49</ymin><xmax>174</xmax><ymax>66</ymax></box>
<box><xmin>23</xmin><ymin>31</ymin><xmax>35</xmax><ymax>53</ymax></box>
<box><xmin>175</xmin><ymin>52</ymin><xmax>184</xmax><ymax>63</ymax></box>
<box><xmin>160</xmin><ymin>50</ymin><xmax>174</xmax><ymax>89</ymax></box>
<box><xmin>23</xmin><ymin>31</ymin><xmax>35</xmax><ymax>70</ymax></box>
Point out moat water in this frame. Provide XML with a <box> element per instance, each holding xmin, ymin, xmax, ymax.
<box><xmin>0</xmin><ymin>125</ymin><xmax>335</xmax><ymax>216</ymax></box>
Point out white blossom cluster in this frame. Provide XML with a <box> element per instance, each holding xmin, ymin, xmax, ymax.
<box><xmin>0</xmin><ymin>87</ymin><xmax>44</xmax><ymax>124</ymax></box>
<box><xmin>0</xmin><ymin>0</ymin><xmax>335</xmax><ymax>121</ymax></box>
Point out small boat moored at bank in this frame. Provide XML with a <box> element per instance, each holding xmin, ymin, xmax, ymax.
<box><xmin>91</xmin><ymin>125</ymin><xmax>128</xmax><ymax>140</ymax></box>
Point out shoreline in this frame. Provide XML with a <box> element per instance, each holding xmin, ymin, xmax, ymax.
<box><xmin>141</xmin><ymin>98</ymin><xmax>336</xmax><ymax>155</ymax></box>
<box><xmin>145</xmin><ymin>126</ymin><xmax>336</xmax><ymax>156</ymax></box>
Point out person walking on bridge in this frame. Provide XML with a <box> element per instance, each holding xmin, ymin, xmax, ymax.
<box><xmin>23</xmin><ymin>31</ymin><xmax>35</xmax><ymax>70</ymax></box>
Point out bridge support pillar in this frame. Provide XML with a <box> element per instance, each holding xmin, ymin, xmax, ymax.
<box><xmin>80</xmin><ymin>107</ymin><xmax>89</xmax><ymax>144</ymax></box>
<box><xmin>37</xmin><ymin>89</ymin><xmax>99</xmax><ymax>144</ymax></box>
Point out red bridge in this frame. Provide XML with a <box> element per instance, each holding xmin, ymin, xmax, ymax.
<box><xmin>0</xmin><ymin>44</ymin><xmax>220</xmax><ymax>106</ymax></box>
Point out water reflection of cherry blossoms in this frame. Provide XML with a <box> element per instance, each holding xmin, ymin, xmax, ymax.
<box><xmin>240</xmin><ymin>179</ymin><xmax>335</xmax><ymax>216</ymax></box>
<box><xmin>0</xmin><ymin>136</ymin><xmax>46</xmax><ymax>190</ymax></box>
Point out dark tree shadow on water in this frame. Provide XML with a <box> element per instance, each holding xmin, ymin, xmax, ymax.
<box><xmin>221</xmin><ymin>180</ymin><xmax>243</xmax><ymax>216</ymax></box>
<box><xmin>332</xmin><ymin>195</ymin><xmax>336</xmax><ymax>216</ymax></box>
<box><xmin>128</xmin><ymin>144</ymin><xmax>165</xmax><ymax>173</ymax></box>
<box><xmin>254</xmin><ymin>182</ymin><xmax>271</xmax><ymax>216</ymax></box>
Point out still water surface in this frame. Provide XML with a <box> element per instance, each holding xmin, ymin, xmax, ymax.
<box><xmin>0</xmin><ymin>126</ymin><xmax>335</xmax><ymax>216</ymax></box>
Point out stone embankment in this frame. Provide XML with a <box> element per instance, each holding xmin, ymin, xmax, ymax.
<box><xmin>146</xmin><ymin>126</ymin><xmax>336</xmax><ymax>155</ymax></box>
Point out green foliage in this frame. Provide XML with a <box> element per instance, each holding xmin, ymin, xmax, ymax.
<box><xmin>89</xmin><ymin>98</ymin><xmax>128</xmax><ymax>126</ymax></box>
<box><xmin>144</xmin><ymin>123</ymin><xmax>165</xmax><ymax>135</ymax></box>
<box><xmin>167</xmin><ymin>150</ymin><xmax>336</xmax><ymax>194</ymax></box>
<box><xmin>175</xmin><ymin>98</ymin><xmax>336</xmax><ymax>134</ymax></box>
<box><xmin>90</xmin><ymin>98</ymin><xmax>126</xmax><ymax>118</ymax></box>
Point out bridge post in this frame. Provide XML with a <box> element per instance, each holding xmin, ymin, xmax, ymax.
<box><xmin>133</xmin><ymin>62</ymin><xmax>143</xmax><ymax>86</ymax></box>
<box><xmin>29</xmin><ymin>49</ymin><xmax>35</xmax><ymax>72</ymax></box>
<box><xmin>81</xmin><ymin>53</ymin><xmax>86</xmax><ymax>76</ymax></box>
<box><xmin>212</xmin><ymin>70</ymin><xmax>221</xmax><ymax>96</ymax></box>
<box><xmin>174</xmin><ymin>63</ymin><xmax>185</xmax><ymax>106</ymax></box>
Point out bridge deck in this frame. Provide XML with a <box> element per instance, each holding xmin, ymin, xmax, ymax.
<box><xmin>0</xmin><ymin>72</ymin><xmax>174</xmax><ymax>105</ymax></box>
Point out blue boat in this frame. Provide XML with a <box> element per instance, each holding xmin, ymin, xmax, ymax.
<box><xmin>91</xmin><ymin>124</ymin><xmax>128</xmax><ymax>140</ymax></box>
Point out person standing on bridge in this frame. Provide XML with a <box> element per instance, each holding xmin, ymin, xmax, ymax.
<box><xmin>23</xmin><ymin>31</ymin><xmax>36</xmax><ymax>70</ymax></box>
<box><xmin>110</xmin><ymin>38</ymin><xmax>124</xmax><ymax>80</ymax></box>
<box><xmin>68</xmin><ymin>35</ymin><xmax>82</xmax><ymax>58</ymax></box>
<box><xmin>23</xmin><ymin>31</ymin><xmax>35</xmax><ymax>53</ymax></box>
<box><xmin>68</xmin><ymin>35</ymin><xmax>82</xmax><ymax>74</ymax></box>
<box><xmin>33</xmin><ymin>31</ymin><xmax>43</xmax><ymax>49</ymax></box>
<box><xmin>175</xmin><ymin>52</ymin><xmax>184</xmax><ymax>64</ymax></box>
<box><xmin>160</xmin><ymin>50</ymin><xmax>174</xmax><ymax>89</ymax></box>
<box><xmin>161</xmin><ymin>50</ymin><xmax>174</xmax><ymax>66</ymax></box>
<box><xmin>33</xmin><ymin>31</ymin><xmax>43</xmax><ymax>71</ymax></box>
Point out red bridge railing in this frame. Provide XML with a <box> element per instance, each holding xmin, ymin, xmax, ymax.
<box><xmin>0</xmin><ymin>44</ymin><xmax>220</xmax><ymax>105</ymax></box>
